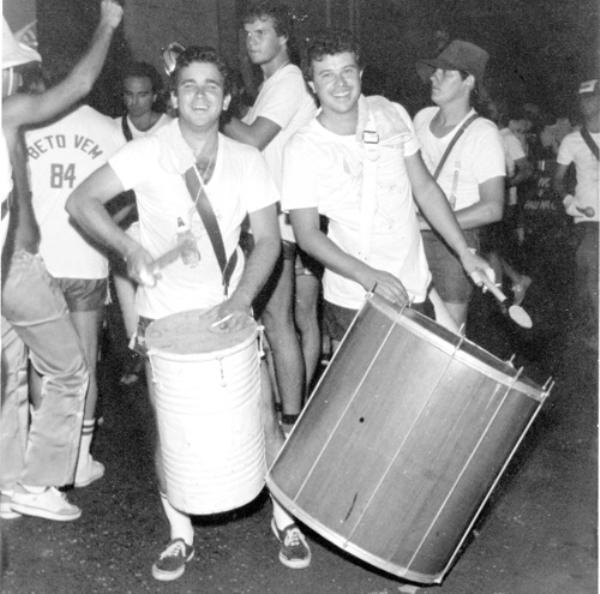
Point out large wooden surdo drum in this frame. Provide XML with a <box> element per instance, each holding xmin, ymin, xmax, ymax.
<box><xmin>146</xmin><ymin>310</ymin><xmax>266</xmax><ymax>514</ymax></box>
<box><xmin>266</xmin><ymin>294</ymin><xmax>549</xmax><ymax>584</ymax></box>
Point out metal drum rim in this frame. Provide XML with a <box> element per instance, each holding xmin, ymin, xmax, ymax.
<box><xmin>266</xmin><ymin>477</ymin><xmax>444</xmax><ymax>584</ymax></box>
<box><xmin>367</xmin><ymin>294</ymin><xmax>546</xmax><ymax>402</ymax></box>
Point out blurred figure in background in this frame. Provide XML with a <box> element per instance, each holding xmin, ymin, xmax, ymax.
<box><xmin>554</xmin><ymin>79</ymin><xmax>599</xmax><ymax>349</ymax></box>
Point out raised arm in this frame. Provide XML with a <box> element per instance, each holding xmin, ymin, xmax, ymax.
<box><xmin>2</xmin><ymin>0</ymin><xmax>123</xmax><ymax>129</ymax></box>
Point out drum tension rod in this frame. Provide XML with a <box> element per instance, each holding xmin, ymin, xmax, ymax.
<box><xmin>541</xmin><ymin>377</ymin><xmax>555</xmax><ymax>397</ymax></box>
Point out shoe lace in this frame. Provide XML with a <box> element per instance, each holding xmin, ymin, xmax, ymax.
<box><xmin>283</xmin><ymin>526</ymin><xmax>304</xmax><ymax>548</ymax></box>
<box><xmin>160</xmin><ymin>540</ymin><xmax>187</xmax><ymax>560</ymax></box>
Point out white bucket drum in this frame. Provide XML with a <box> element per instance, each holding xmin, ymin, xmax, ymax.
<box><xmin>146</xmin><ymin>310</ymin><xmax>266</xmax><ymax>514</ymax></box>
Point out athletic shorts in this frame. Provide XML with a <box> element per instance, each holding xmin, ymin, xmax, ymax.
<box><xmin>324</xmin><ymin>298</ymin><xmax>434</xmax><ymax>343</ymax></box>
<box><xmin>421</xmin><ymin>228</ymin><xmax>480</xmax><ymax>304</ymax></box>
<box><xmin>55</xmin><ymin>277</ymin><xmax>108</xmax><ymax>312</ymax></box>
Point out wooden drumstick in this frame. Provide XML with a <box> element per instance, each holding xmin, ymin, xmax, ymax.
<box><xmin>211</xmin><ymin>313</ymin><xmax>234</xmax><ymax>328</ymax></box>
<box><xmin>136</xmin><ymin>245</ymin><xmax>187</xmax><ymax>287</ymax></box>
<box><xmin>153</xmin><ymin>244</ymin><xmax>187</xmax><ymax>270</ymax></box>
<box><xmin>480</xmin><ymin>275</ymin><xmax>533</xmax><ymax>329</ymax></box>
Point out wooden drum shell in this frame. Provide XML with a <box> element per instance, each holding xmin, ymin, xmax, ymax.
<box><xmin>267</xmin><ymin>294</ymin><xmax>545</xmax><ymax>584</ymax></box>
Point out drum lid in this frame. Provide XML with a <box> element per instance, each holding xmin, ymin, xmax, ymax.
<box><xmin>146</xmin><ymin>309</ymin><xmax>257</xmax><ymax>355</ymax></box>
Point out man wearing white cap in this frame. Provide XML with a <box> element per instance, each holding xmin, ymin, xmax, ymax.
<box><xmin>1</xmin><ymin>0</ymin><xmax>123</xmax><ymax>521</ymax></box>
<box><xmin>554</xmin><ymin>79</ymin><xmax>600</xmax><ymax>345</ymax></box>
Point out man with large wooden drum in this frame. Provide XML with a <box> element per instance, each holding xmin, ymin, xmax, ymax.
<box><xmin>66</xmin><ymin>46</ymin><xmax>311</xmax><ymax>581</ymax></box>
<box><xmin>282</xmin><ymin>29</ymin><xmax>494</xmax><ymax>346</ymax></box>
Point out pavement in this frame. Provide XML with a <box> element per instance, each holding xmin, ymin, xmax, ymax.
<box><xmin>0</xmin><ymin>248</ymin><xmax>597</xmax><ymax>594</ymax></box>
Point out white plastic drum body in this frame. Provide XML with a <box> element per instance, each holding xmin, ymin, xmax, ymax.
<box><xmin>146</xmin><ymin>310</ymin><xmax>266</xmax><ymax>514</ymax></box>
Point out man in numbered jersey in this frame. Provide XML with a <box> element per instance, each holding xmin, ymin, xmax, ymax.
<box><xmin>66</xmin><ymin>46</ymin><xmax>311</xmax><ymax>581</ymax></box>
<box><xmin>282</xmin><ymin>29</ymin><xmax>494</xmax><ymax>347</ymax></box>
<box><xmin>25</xmin><ymin>96</ymin><xmax>125</xmax><ymax>489</ymax></box>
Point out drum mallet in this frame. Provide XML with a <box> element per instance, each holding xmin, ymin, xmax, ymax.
<box><xmin>480</xmin><ymin>275</ymin><xmax>533</xmax><ymax>329</ymax></box>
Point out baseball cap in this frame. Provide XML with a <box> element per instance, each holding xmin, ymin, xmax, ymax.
<box><xmin>416</xmin><ymin>39</ymin><xmax>488</xmax><ymax>90</ymax></box>
<box><xmin>578</xmin><ymin>79</ymin><xmax>599</xmax><ymax>96</ymax></box>
<box><xmin>3</xmin><ymin>18</ymin><xmax>41</xmax><ymax>70</ymax></box>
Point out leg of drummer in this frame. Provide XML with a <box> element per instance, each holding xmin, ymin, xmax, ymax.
<box><xmin>259</xmin><ymin>363</ymin><xmax>312</xmax><ymax>569</ymax></box>
<box><xmin>144</xmin><ymin>360</ymin><xmax>195</xmax><ymax>582</ymax></box>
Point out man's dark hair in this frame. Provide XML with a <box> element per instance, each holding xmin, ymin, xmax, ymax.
<box><xmin>303</xmin><ymin>29</ymin><xmax>362</xmax><ymax>80</ymax></box>
<box><xmin>169</xmin><ymin>46</ymin><xmax>231</xmax><ymax>96</ymax></box>
<box><xmin>243</xmin><ymin>0</ymin><xmax>293</xmax><ymax>39</ymax></box>
<box><xmin>122</xmin><ymin>61</ymin><xmax>163</xmax><ymax>93</ymax></box>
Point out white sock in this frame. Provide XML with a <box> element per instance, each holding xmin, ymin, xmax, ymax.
<box><xmin>271</xmin><ymin>496</ymin><xmax>294</xmax><ymax>530</ymax></box>
<box><xmin>79</xmin><ymin>419</ymin><xmax>96</xmax><ymax>461</ymax></box>
<box><xmin>160</xmin><ymin>492</ymin><xmax>194</xmax><ymax>545</ymax></box>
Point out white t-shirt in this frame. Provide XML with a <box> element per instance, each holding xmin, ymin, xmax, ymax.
<box><xmin>243</xmin><ymin>63</ymin><xmax>316</xmax><ymax>241</ymax></box>
<box><xmin>413</xmin><ymin>107</ymin><xmax>506</xmax><ymax>211</ymax></box>
<box><xmin>500</xmin><ymin>127</ymin><xmax>527</xmax><ymax>206</ymax></box>
<box><xmin>557</xmin><ymin>129</ymin><xmax>600</xmax><ymax>224</ymax></box>
<box><xmin>26</xmin><ymin>105</ymin><xmax>125</xmax><ymax>278</ymax></box>
<box><xmin>114</xmin><ymin>112</ymin><xmax>172</xmax><ymax>140</ymax></box>
<box><xmin>1</xmin><ymin>132</ymin><xmax>12</xmax><ymax>252</ymax></box>
<box><xmin>282</xmin><ymin>98</ymin><xmax>431</xmax><ymax>309</ymax></box>
<box><xmin>109</xmin><ymin>119</ymin><xmax>279</xmax><ymax>319</ymax></box>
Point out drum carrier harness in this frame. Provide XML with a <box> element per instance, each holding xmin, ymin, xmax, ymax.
<box><xmin>182</xmin><ymin>161</ymin><xmax>238</xmax><ymax>297</ymax></box>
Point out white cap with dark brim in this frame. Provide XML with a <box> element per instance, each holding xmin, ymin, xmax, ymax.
<box><xmin>3</xmin><ymin>18</ymin><xmax>41</xmax><ymax>69</ymax></box>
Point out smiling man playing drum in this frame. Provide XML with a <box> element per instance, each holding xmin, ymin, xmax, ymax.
<box><xmin>282</xmin><ymin>29</ymin><xmax>494</xmax><ymax>347</ymax></box>
<box><xmin>66</xmin><ymin>46</ymin><xmax>310</xmax><ymax>581</ymax></box>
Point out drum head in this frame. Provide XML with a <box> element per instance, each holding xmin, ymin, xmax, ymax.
<box><xmin>146</xmin><ymin>309</ymin><xmax>257</xmax><ymax>355</ymax></box>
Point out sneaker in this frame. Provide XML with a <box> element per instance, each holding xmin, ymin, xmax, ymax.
<box><xmin>74</xmin><ymin>456</ymin><xmax>105</xmax><ymax>488</ymax></box>
<box><xmin>0</xmin><ymin>491</ymin><xmax>21</xmax><ymax>520</ymax></box>
<box><xmin>10</xmin><ymin>487</ymin><xmax>81</xmax><ymax>521</ymax></box>
<box><xmin>151</xmin><ymin>538</ymin><xmax>195</xmax><ymax>582</ymax></box>
<box><xmin>270</xmin><ymin>518</ymin><xmax>311</xmax><ymax>569</ymax></box>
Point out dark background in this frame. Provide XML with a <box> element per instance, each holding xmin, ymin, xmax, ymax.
<box><xmin>6</xmin><ymin>0</ymin><xmax>596</xmax><ymax>119</ymax></box>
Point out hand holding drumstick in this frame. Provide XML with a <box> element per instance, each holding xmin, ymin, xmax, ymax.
<box><xmin>209</xmin><ymin>294</ymin><xmax>253</xmax><ymax>333</ymax></box>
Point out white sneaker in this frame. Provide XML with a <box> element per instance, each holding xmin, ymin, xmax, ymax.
<box><xmin>0</xmin><ymin>490</ymin><xmax>21</xmax><ymax>520</ymax></box>
<box><xmin>11</xmin><ymin>486</ymin><xmax>81</xmax><ymax>521</ymax></box>
<box><xmin>74</xmin><ymin>456</ymin><xmax>105</xmax><ymax>488</ymax></box>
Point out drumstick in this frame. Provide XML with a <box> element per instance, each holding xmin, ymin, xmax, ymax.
<box><xmin>480</xmin><ymin>275</ymin><xmax>533</xmax><ymax>329</ymax></box>
<box><xmin>211</xmin><ymin>313</ymin><xmax>234</xmax><ymax>328</ymax></box>
<box><xmin>135</xmin><ymin>245</ymin><xmax>187</xmax><ymax>287</ymax></box>
<box><xmin>136</xmin><ymin>245</ymin><xmax>185</xmax><ymax>286</ymax></box>
<box><xmin>153</xmin><ymin>244</ymin><xmax>187</xmax><ymax>270</ymax></box>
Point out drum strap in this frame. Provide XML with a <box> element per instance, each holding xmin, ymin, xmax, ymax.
<box><xmin>580</xmin><ymin>127</ymin><xmax>599</xmax><ymax>161</ymax></box>
<box><xmin>183</xmin><ymin>165</ymin><xmax>238</xmax><ymax>297</ymax></box>
<box><xmin>433</xmin><ymin>113</ymin><xmax>479</xmax><ymax>180</ymax></box>
<box><xmin>121</xmin><ymin>115</ymin><xmax>134</xmax><ymax>141</ymax></box>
